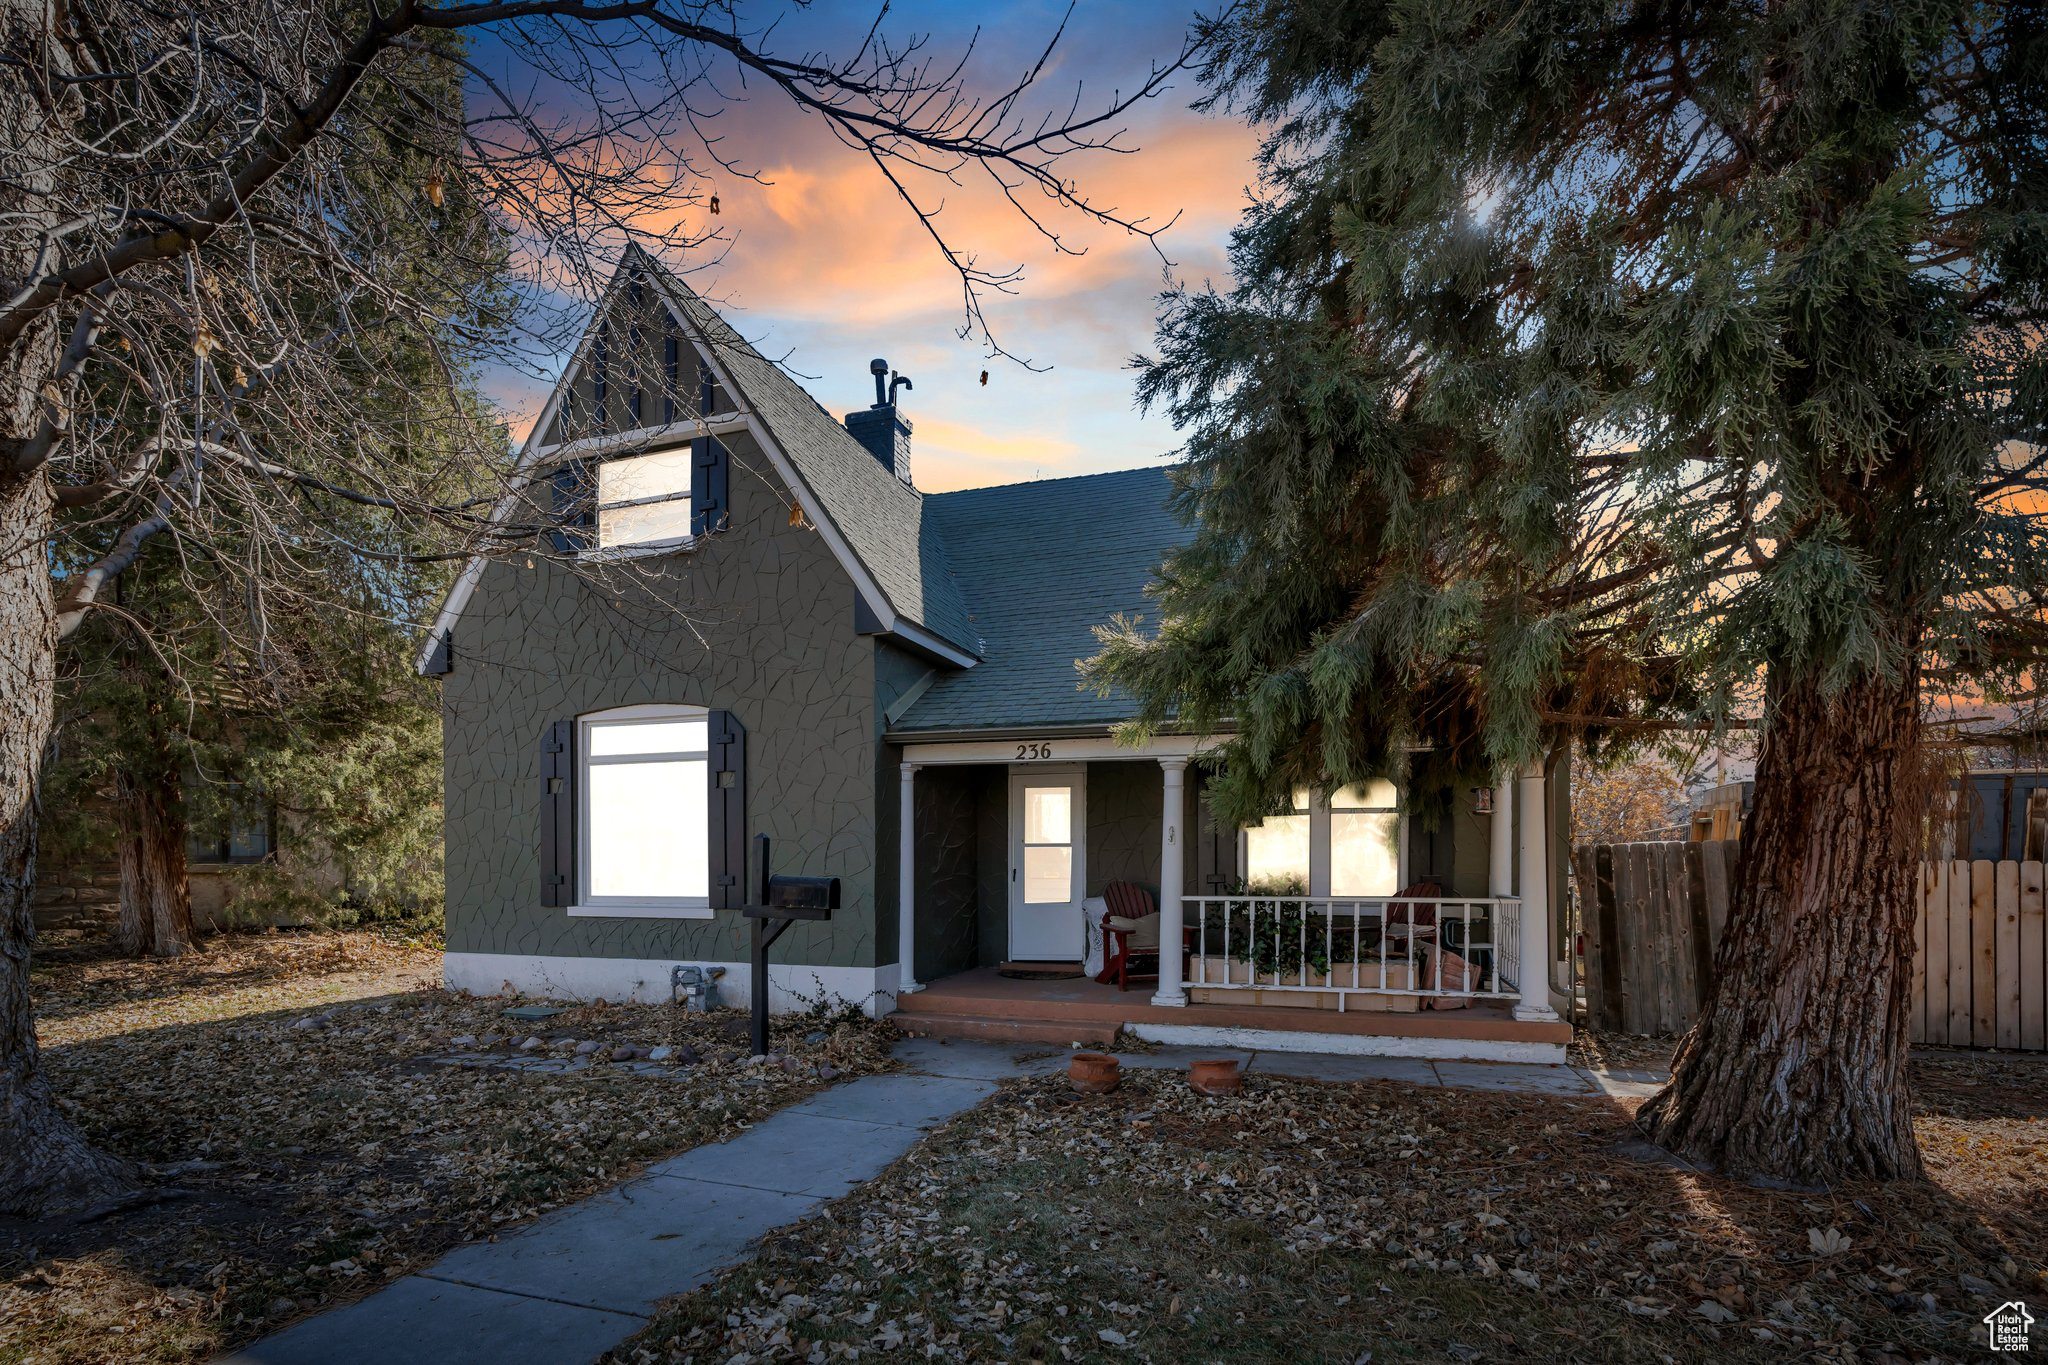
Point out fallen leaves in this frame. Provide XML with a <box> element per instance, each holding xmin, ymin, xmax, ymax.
<box><xmin>3</xmin><ymin>930</ymin><xmax>896</xmax><ymax>1365</ymax></box>
<box><xmin>615</xmin><ymin>1057</ymin><xmax>2048</xmax><ymax>1364</ymax></box>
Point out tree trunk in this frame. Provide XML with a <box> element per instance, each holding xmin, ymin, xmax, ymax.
<box><xmin>113</xmin><ymin>773</ymin><xmax>153</xmax><ymax>956</ymax></box>
<box><xmin>0</xmin><ymin>474</ymin><xmax>140</xmax><ymax>1216</ymax></box>
<box><xmin>112</xmin><ymin>763</ymin><xmax>194</xmax><ymax>957</ymax></box>
<box><xmin>0</xmin><ymin>0</ymin><xmax>140</xmax><ymax>1217</ymax></box>
<box><xmin>140</xmin><ymin>765</ymin><xmax>195</xmax><ymax>956</ymax></box>
<box><xmin>1640</xmin><ymin>667</ymin><xmax>1925</xmax><ymax>1184</ymax></box>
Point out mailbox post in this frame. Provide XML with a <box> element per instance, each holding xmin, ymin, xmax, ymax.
<box><xmin>740</xmin><ymin>833</ymin><xmax>839</xmax><ymax>1057</ymax></box>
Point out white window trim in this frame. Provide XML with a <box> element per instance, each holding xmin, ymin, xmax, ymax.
<box><xmin>1239</xmin><ymin>787</ymin><xmax>1409</xmax><ymax>897</ymax></box>
<box><xmin>568</xmin><ymin>702</ymin><xmax>715</xmax><ymax>919</ymax></box>
<box><xmin>575</xmin><ymin>532</ymin><xmax>698</xmax><ymax>564</ymax></box>
<box><xmin>593</xmin><ymin>448</ymin><xmax>697</xmax><ymax>553</ymax></box>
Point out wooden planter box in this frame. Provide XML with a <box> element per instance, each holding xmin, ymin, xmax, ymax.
<box><xmin>1187</xmin><ymin>957</ymin><xmax>1423</xmax><ymax>1012</ymax></box>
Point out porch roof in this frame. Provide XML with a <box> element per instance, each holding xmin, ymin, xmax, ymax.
<box><xmin>892</xmin><ymin>467</ymin><xmax>1191</xmax><ymax>733</ymax></box>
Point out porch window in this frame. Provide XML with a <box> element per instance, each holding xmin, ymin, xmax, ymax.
<box><xmin>1242</xmin><ymin>781</ymin><xmax>1402</xmax><ymax>897</ymax></box>
<box><xmin>596</xmin><ymin>448</ymin><xmax>695</xmax><ymax>547</ymax></box>
<box><xmin>1330</xmin><ymin>781</ymin><xmax>1399</xmax><ymax>896</ymax></box>
<box><xmin>578</xmin><ymin>705</ymin><xmax>709</xmax><ymax>910</ymax></box>
<box><xmin>1243</xmin><ymin>787</ymin><xmax>1310</xmax><ymax>891</ymax></box>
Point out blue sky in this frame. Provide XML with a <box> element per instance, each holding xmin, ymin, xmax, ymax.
<box><xmin>476</xmin><ymin>2</ymin><xmax>1261</xmax><ymax>491</ymax></box>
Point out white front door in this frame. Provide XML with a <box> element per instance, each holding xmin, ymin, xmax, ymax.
<box><xmin>1008</xmin><ymin>766</ymin><xmax>1087</xmax><ymax>961</ymax></box>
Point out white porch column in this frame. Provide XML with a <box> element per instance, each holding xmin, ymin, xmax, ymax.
<box><xmin>1488</xmin><ymin>776</ymin><xmax>1514</xmax><ymax>898</ymax></box>
<box><xmin>1514</xmin><ymin>760</ymin><xmax>1559</xmax><ymax>1021</ymax></box>
<box><xmin>1151</xmin><ymin>757</ymin><xmax>1189</xmax><ymax>1007</ymax></box>
<box><xmin>897</xmin><ymin>761</ymin><xmax>922</xmax><ymax>995</ymax></box>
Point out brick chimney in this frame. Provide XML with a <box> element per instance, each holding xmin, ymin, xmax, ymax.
<box><xmin>844</xmin><ymin>357</ymin><xmax>912</xmax><ymax>485</ymax></box>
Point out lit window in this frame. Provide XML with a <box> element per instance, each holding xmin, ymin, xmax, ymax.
<box><xmin>1330</xmin><ymin>781</ymin><xmax>1399</xmax><ymax>897</ymax></box>
<box><xmin>579</xmin><ymin>706</ymin><xmax>708</xmax><ymax>910</ymax></box>
<box><xmin>596</xmin><ymin>448</ymin><xmax>693</xmax><ymax>547</ymax></box>
<box><xmin>1240</xmin><ymin>781</ymin><xmax>1403</xmax><ymax>896</ymax></box>
<box><xmin>1244</xmin><ymin>787</ymin><xmax>1311</xmax><ymax>892</ymax></box>
<box><xmin>1022</xmin><ymin>786</ymin><xmax>1073</xmax><ymax>904</ymax></box>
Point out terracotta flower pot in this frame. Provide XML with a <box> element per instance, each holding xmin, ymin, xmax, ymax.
<box><xmin>1068</xmin><ymin>1051</ymin><xmax>1121</xmax><ymax>1094</ymax></box>
<box><xmin>1188</xmin><ymin>1058</ymin><xmax>1244</xmax><ymax>1096</ymax></box>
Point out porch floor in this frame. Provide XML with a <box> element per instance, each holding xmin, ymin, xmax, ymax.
<box><xmin>891</xmin><ymin>965</ymin><xmax>1571</xmax><ymax>1059</ymax></box>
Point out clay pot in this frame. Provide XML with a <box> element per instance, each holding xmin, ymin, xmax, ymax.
<box><xmin>1188</xmin><ymin>1058</ymin><xmax>1244</xmax><ymax>1097</ymax></box>
<box><xmin>1068</xmin><ymin>1051</ymin><xmax>1121</xmax><ymax>1094</ymax></box>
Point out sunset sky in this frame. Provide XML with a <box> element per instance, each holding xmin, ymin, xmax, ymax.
<box><xmin>484</xmin><ymin>2</ymin><xmax>1263</xmax><ymax>492</ymax></box>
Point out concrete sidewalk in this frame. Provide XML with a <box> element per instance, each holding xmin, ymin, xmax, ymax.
<box><xmin>893</xmin><ymin>1036</ymin><xmax>1669</xmax><ymax>1098</ymax></box>
<box><xmin>222</xmin><ymin>1069</ymin><xmax>997</xmax><ymax>1365</ymax></box>
<box><xmin>223</xmin><ymin>1038</ymin><xmax>1650</xmax><ymax>1365</ymax></box>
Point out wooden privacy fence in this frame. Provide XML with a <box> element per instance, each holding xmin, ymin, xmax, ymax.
<box><xmin>1572</xmin><ymin>841</ymin><xmax>2048</xmax><ymax>1051</ymax></box>
<box><xmin>1573</xmin><ymin>840</ymin><xmax>1738</xmax><ymax>1036</ymax></box>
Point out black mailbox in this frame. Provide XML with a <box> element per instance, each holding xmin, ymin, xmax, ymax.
<box><xmin>742</xmin><ymin>835</ymin><xmax>840</xmax><ymax>1055</ymax></box>
<box><xmin>754</xmin><ymin>874</ymin><xmax>839</xmax><ymax>918</ymax></box>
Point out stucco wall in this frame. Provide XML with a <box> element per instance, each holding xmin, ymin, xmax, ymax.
<box><xmin>440</xmin><ymin>429</ymin><xmax>883</xmax><ymax>970</ymax></box>
<box><xmin>910</xmin><ymin>764</ymin><xmax>980</xmax><ymax>980</ymax></box>
<box><xmin>973</xmin><ymin>769</ymin><xmax>1007</xmax><ymax>966</ymax></box>
<box><xmin>1409</xmin><ymin>801</ymin><xmax>1493</xmax><ymax>898</ymax></box>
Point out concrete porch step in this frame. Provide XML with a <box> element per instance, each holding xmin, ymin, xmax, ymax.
<box><xmin>888</xmin><ymin>1009</ymin><xmax>1117</xmax><ymax>1047</ymax></box>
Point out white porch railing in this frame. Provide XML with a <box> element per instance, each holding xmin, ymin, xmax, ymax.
<box><xmin>1183</xmin><ymin>895</ymin><xmax>1523</xmax><ymax>1008</ymax></box>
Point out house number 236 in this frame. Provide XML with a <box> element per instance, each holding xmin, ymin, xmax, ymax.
<box><xmin>1015</xmin><ymin>741</ymin><xmax>1054</xmax><ymax>760</ymax></box>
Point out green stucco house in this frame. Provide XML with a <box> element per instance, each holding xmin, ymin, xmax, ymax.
<box><xmin>420</xmin><ymin>253</ymin><xmax>1573</xmax><ymax>1061</ymax></box>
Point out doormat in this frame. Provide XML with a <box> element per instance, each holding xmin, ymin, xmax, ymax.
<box><xmin>998</xmin><ymin>964</ymin><xmax>1085</xmax><ymax>981</ymax></box>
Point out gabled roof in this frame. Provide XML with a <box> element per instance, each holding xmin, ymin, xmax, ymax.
<box><xmin>892</xmin><ymin>467</ymin><xmax>1191</xmax><ymax>733</ymax></box>
<box><xmin>641</xmin><ymin>256</ymin><xmax>980</xmax><ymax>657</ymax></box>
<box><xmin>418</xmin><ymin>252</ymin><xmax>982</xmax><ymax>669</ymax></box>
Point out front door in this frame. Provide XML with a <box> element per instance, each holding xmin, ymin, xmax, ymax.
<box><xmin>1008</xmin><ymin>766</ymin><xmax>1087</xmax><ymax>961</ymax></box>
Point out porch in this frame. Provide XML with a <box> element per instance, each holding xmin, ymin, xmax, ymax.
<box><xmin>892</xmin><ymin>965</ymin><xmax>1571</xmax><ymax>1062</ymax></box>
<box><xmin>889</xmin><ymin>732</ymin><xmax>1571</xmax><ymax>1059</ymax></box>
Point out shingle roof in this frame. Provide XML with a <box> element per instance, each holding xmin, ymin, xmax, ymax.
<box><xmin>644</xmin><ymin>257</ymin><xmax>981</xmax><ymax>657</ymax></box>
<box><xmin>894</xmin><ymin>467</ymin><xmax>1190</xmax><ymax>733</ymax></box>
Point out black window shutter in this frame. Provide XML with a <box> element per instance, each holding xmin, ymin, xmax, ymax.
<box><xmin>664</xmin><ymin>334</ymin><xmax>680</xmax><ymax>425</ymax></box>
<box><xmin>708</xmin><ymin>710</ymin><xmax>745</xmax><ymax>908</ymax></box>
<box><xmin>691</xmin><ymin>363</ymin><xmax>728</xmax><ymax>536</ymax></box>
<box><xmin>422</xmin><ymin>628</ymin><xmax>452</xmax><ymax>676</ymax></box>
<box><xmin>548</xmin><ymin>459</ymin><xmax>593</xmax><ymax>553</ymax></box>
<box><xmin>540</xmin><ymin>720</ymin><xmax>576</xmax><ymax>907</ymax></box>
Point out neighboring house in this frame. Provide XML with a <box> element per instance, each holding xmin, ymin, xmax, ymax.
<box><xmin>1668</xmin><ymin>766</ymin><xmax>2048</xmax><ymax>859</ymax></box>
<box><xmin>33</xmin><ymin>785</ymin><xmax>289</xmax><ymax>935</ymax></box>
<box><xmin>420</xmin><ymin>252</ymin><xmax>1573</xmax><ymax>1060</ymax></box>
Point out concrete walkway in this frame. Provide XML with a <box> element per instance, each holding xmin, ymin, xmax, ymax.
<box><xmin>888</xmin><ymin>1037</ymin><xmax>1668</xmax><ymax>1098</ymax></box>
<box><xmin>222</xmin><ymin>1039</ymin><xmax>1653</xmax><ymax>1365</ymax></box>
<box><xmin>222</xmin><ymin>1067</ymin><xmax>997</xmax><ymax>1365</ymax></box>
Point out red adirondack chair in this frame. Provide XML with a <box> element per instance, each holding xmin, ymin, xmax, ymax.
<box><xmin>1096</xmin><ymin>880</ymin><xmax>1194</xmax><ymax>991</ymax></box>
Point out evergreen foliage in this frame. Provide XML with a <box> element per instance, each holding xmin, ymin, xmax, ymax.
<box><xmin>1088</xmin><ymin>1</ymin><xmax>2048</xmax><ymax>825</ymax></box>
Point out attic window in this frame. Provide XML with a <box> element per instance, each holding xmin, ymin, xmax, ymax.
<box><xmin>596</xmin><ymin>448</ymin><xmax>694</xmax><ymax>547</ymax></box>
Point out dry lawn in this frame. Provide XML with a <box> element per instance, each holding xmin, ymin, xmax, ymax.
<box><xmin>0</xmin><ymin>931</ymin><xmax>895</xmax><ymax>1365</ymax></box>
<box><xmin>614</xmin><ymin>1053</ymin><xmax>2048</xmax><ymax>1364</ymax></box>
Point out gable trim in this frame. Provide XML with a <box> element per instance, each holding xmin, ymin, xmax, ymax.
<box><xmin>416</xmin><ymin>253</ymin><xmax>982</xmax><ymax>675</ymax></box>
<box><xmin>637</xmin><ymin>268</ymin><xmax>980</xmax><ymax>670</ymax></box>
<box><xmin>531</xmin><ymin>412</ymin><xmax>753</xmax><ymax>466</ymax></box>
